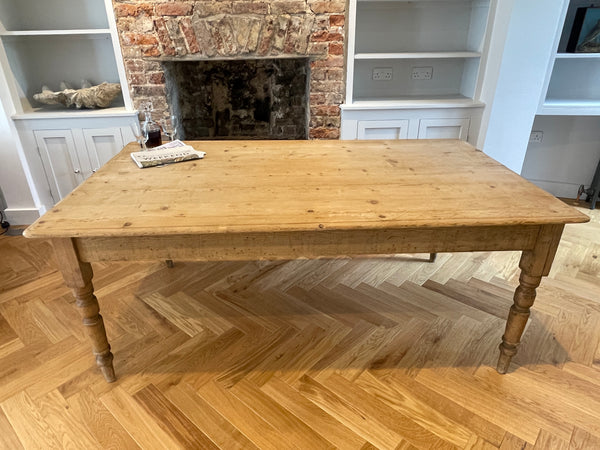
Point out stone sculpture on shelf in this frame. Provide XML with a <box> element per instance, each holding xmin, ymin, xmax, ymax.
<box><xmin>33</xmin><ymin>81</ymin><xmax>121</xmax><ymax>109</ymax></box>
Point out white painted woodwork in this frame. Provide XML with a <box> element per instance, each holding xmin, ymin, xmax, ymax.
<box><xmin>0</xmin><ymin>0</ymin><xmax>109</xmax><ymax>31</ymax></box>
<box><xmin>343</xmin><ymin>107</ymin><xmax>479</xmax><ymax>140</ymax></box>
<box><xmin>352</xmin><ymin>58</ymin><xmax>480</xmax><ymax>101</ymax></box>
<box><xmin>0</xmin><ymin>0</ymin><xmax>130</xmax><ymax>114</ymax></box>
<box><xmin>357</xmin><ymin>120</ymin><xmax>409</xmax><ymax>139</ymax></box>
<box><xmin>512</xmin><ymin>0</ymin><xmax>600</xmax><ymax>198</ymax></box>
<box><xmin>14</xmin><ymin>117</ymin><xmax>138</xmax><ymax>208</ymax></box>
<box><xmin>82</xmin><ymin>127</ymin><xmax>125</xmax><ymax>173</ymax></box>
<box><xmin>418</xmin><ymin>118</ymin><xmax>470</xmax><ymax>140</ymax></box>
<box><xmin>0</xmin><ymin>30</ymin><xmax>111</xmax><ymax>36</ymax></box>
<box><xmin>354</xmin><ymin>52</ymin><xmax>481</xmax><ymax>60</ymax></box>
<box><xmin>348</xmin><ymin>0</ymin><xmax>492</xmax><ymax>104</ymax></box>
<box><xmin>34</xmin><ymin>129</ymin><xmax>85</xmax><ymax>202</ymax></box>
<box><xmin>1</xmin><ymin>34</ymin><xmax>121</xmax><ymax>113</ymax></box>
<box><xmin>344</xmin><ymin>97</ymin><xmax>484</xmax><ymax>110</ymax></box>
<box><xmin>30</xmin><ymin>125</ymin><xmax>130</xmax><ymax>204</ymax></box>
<box><xmin>0</xmin><ymin>89</ymin><xmax>40</xmax><ymax>224</ymax></box>
<box><xmin>482</xmin><ymin>0</ymin><xmax>575</xmax><ymax>175</ymax></box>
<box><xmin>342</xmin><ymin>0</ymin><xmax>494</xmax><ymax>145</ymax></box>
<box><xmin>354</xmin><ymin>1</ymin><xmax>489</xmax><ymax>54</ymax></box>
<box><xmin>0</xmin><ymin>0</ymin><xmax>136</xmax><ymax>222</ymax></box>
<box><xmin>544</xmin><ymin>58</ymin><xmax>600</xmax><ymax>108</ymax></box>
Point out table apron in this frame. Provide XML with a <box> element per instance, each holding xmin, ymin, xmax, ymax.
<box><xmin>74</xmin><ymin>225</ymin><xmax>542</xmax><ymax>262</ymax></box>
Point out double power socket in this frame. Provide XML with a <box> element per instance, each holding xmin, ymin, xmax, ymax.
<box><xmin>372</xmin><ymin>66</ymin><xmax>433</xmax><ymax>81</ymax></box>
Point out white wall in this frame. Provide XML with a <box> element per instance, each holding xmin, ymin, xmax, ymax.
<box><xmin>481</xmin><ymin>0</ymin><xmax>565</xmax><ymax>173</ymax></box>
<box><xmin>522</xmin><ymin>116</ymin><xmax>600</xmax><ymax>198</ymax></box>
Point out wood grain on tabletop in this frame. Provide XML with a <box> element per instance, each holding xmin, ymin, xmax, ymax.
<box><xmin>23</xmin><ymin>140</ymin><xmax>589</xmax><ymax>238</ymax></box>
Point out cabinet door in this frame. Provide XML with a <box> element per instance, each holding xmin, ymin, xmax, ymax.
<box><xmin>357</xmin><ymin>120</ymin><xmax>410</xmax><ymax>139</ymax></box>
<box><xmin>82</xmin><ymin>127</ymin><xmax>125</xmax><ymax>173</ymax></box>
<box><xmin>418</xmin><ymin>118</ymin><xmax>470</xmax><ymax>140</ymax></box>
<box><xmin>34</xmin><ymin>130</ymin><xmax>87</xmax><ymax>202</ymax></box>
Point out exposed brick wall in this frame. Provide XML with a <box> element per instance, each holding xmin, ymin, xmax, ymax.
<box><xmin>112</xmin><ymin>0</ymin><xmax>345</xmax><ymax>139</ymax></box>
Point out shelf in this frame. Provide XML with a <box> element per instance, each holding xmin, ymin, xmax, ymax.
<box><xmin>0</xmin><ymin>0</ymin><xmax>109</xmax><ymax>31</ymax></box>
<box><xmin>0</xmin><ymin>29</ymin><xmax>111</xmax><ymax>37</ymax></box>
<box><xmin>354</xmin><ymin>0</ymin><xmax>489</xmax><ymax>54</ymax></box>
<box><xmin>2</xmin><ymin>34</ymin><xmax>120</xmax><ymax>107</ymax></box>
<box><xmin>12</xmin><ymin>106</ymin><xmax>137</xmax><ymax>120</ymax></box>
<box><xmin>538</xmin><ymin>99</ymin><xmax>600</xmax><ymax>116</ymax></box>
<box><xmin>544</xmin><ymin>57</ymin><xmax>600</xmax><ymax>110</ymax></box>
<box><xmin>342</xmin><ymin>95</ymin><xmax>484</xmax><ymax>110</ymax></box>
<box><xmin>356</xmin><ymin>1</ymin><xmax>483</xmax><ymax>5</ymax></box>
<box><xmin>355</xmin><ymin>52</ymin><xmax>481</xmax><ymax>59</ymax></box>
<box><xmin>357</xmin><ymin>0</ymin><xmax>477</xmax><ymax>2</ymax></box>
<box><xmin>555</xmin><ymin>52</ymin><xmax>600</xmax><ymax>59</ymax></box>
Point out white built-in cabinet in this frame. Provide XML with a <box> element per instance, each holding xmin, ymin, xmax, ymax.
<box><xmin>521</xmin><ymin>0</ymin><xmax>600</xmax><ymax>198</ymax></box>
<box><xmin>19</xmin><ymin>119</ymin><xmax>132</xmax><ymax>204</ymax></box>
<box><xmin>0</xmin><ymin>0</ymin><xmax>137</xmax><ymax>211</ymax></box>
<box><xmin>341</xmin><ymin>0</ymin><xmax>495</xmax><ymax>143</ymax></box>
<box><xmin>34</xmin><ymin>129</ymin><xmax>83</xmax><ymax>201</ymax></box>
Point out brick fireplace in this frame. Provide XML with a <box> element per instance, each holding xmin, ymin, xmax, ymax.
<box><xmin>112</xmin><ymin>1</ymin><xmax>346</xmax><ymax>139</ymax></box>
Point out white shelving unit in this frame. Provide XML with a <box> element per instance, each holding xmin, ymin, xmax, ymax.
<box><xmin>538</xmin><ymin>1</ymin><xmax>600</xmax><ymax>116</ymax></box>
<box><xmin>342</xmin><ymin>0</ymin><xmax>495</xmax><ymax>142</ymax></box>
<box><xmin>0</xmin><ymin>0</ymin><xmax>131</xmax><ymax>115</ymax></box>
<box><xmin>521</xmin><ymin>0</ymin><xmax>600</xmax><ymax>198</ymax></box>
<box><xmin>538</xmin><ymin>53</ymin><xmax>600</xmax><ymax>115</ymax></box>
<box><xmin>0</xmin><ymin>0</ymin><xmax>137</xmax><ymax>212</ymax></box>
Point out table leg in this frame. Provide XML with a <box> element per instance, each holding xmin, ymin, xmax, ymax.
<box><xmin>53</xmin><ymin>238</ymin><xmax>116</xmax><ymax>382</ymax></box>
<box><xmin>497</xmin><ymin>225</ymin><xmax>564</xmax><ymax>374</ymax></box>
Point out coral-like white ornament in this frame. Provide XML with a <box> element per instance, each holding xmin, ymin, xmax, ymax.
<box><xmin>34</xmin><ymin>81</ymin><xmax>121</xmax><ymax>109</ymax></box>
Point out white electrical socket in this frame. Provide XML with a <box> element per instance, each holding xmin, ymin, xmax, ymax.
<box><xmin>529</xmin><ymin>131</ymin><xmax>543</xmax><ymax>143</ymax></box>
<box><xmin>411</xmin><ymin>66</ymin><xmax>433</xmax><ymax>80</ymax></box>
<box><xmin>372</xmin><ymin>67</ymin><xmax>393</xmax><ymax>81</ymax></box>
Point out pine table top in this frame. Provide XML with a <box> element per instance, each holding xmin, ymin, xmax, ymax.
<box><xmin>24</xmin><ymin>139</ymin><xmax>589</xmax><ymax>239</ymax></box>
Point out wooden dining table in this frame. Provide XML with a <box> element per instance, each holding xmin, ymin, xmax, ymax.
<box><xmin>24</xmin><ymin>139</ymin><xmax>589</xmax><ymax>382</ymax></box>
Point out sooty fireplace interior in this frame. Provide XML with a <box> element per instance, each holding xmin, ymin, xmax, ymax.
<box><xmin>162</xmin><ymin>58</ymin><xmax>309</xmax><ymax>140</ymax></box>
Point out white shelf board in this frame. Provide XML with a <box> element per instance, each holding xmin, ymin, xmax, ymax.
<box><xmin>554</xmin><ymin>53</ymin><xmax>600</xmax><ymax>59</ymax></box>
<box><xmin>357</xmin><ymin>0</ymin><xmax>476</xmax><ymax>2</ymax></box>
<box><xmin>538</xmin><ymin>99</ymin><xmax>600</xmax><ymax>116</ymax></box>
<box><xmin>12</xmin><ymin>106</ymin><xmax>138</xmax><ymax>120</ymax></box>
<box><xmin>354</xmin><ymin>52</ymin><xmax>481</xmax><ymax>60</ymax></box>
<box><xmin>0</xmin><ymin>29</ymin><xmax>111</xmax><ymax>37</ymax></box>
<box><xmin>342</xmin><ymin>95</ymin><xmax>485</xmax><ymax>110</ymax></box>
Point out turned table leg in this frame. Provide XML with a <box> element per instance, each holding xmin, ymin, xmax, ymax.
<box><xmin>497</xmin><ymin>271</ymin><xmax>541</xmax><ymax>373</ymax></box>
<box><xmin>497</xmin><ymin>224</ymin><xmax>564</xmax><ymax>374</ymax></box>
<box><xmin>53</xmin><ymin>238</ymin><xmax>116</xmax><ymax>382</ymax></box>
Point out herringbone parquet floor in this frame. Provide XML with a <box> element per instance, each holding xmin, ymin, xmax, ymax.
<box><xmin>0</xmin><ymin>200</ymin><xmax>599</xmax><ymax>449</ymax></box>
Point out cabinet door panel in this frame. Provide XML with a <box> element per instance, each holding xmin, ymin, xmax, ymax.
<box><xmin>358</xmin><ymin>120</ymin><xmax>409</xmax><ymax>139</ymax></box>
<box><xmin>418</xmin><ymin>118</ymin><xmax>470</xmax><ymax>140</ymax></box>
<box><xmin>34</xmin><ymin>130</ymin><xmax>85</xmax><ymax>202</ymax></box>
<box><xmin>82</xmin><ymin>128</ymin><xmax>124</xmax><ymax>173</ymax></box>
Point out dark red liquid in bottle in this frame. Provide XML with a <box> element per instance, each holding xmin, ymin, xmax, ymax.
<box><xmin>146</xmin><ymin>130</ymin><xmax>162</xmax><ymax>148</ymax></box>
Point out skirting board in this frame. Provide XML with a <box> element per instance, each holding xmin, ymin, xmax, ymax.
<box><xmin>3</xmin><ymin>207</ymin><xmax>43</xmax><ymax>225</ymax></box>
<box><xmin>526</xmin><ymin>179</ymin><xmax>581</xmax><ymax>200</ymax></box>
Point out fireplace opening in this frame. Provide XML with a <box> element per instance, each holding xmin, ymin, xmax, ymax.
<box><xmin>162</xmin><ymin>58</ymin><xmax>310</xmax><ymax>140</ymax></box>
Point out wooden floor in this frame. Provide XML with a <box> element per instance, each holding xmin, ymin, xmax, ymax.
<box><xmin>1</xmin><ymin>200</ymin><xmax>599</xmax><ymax>449</ymax></box>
